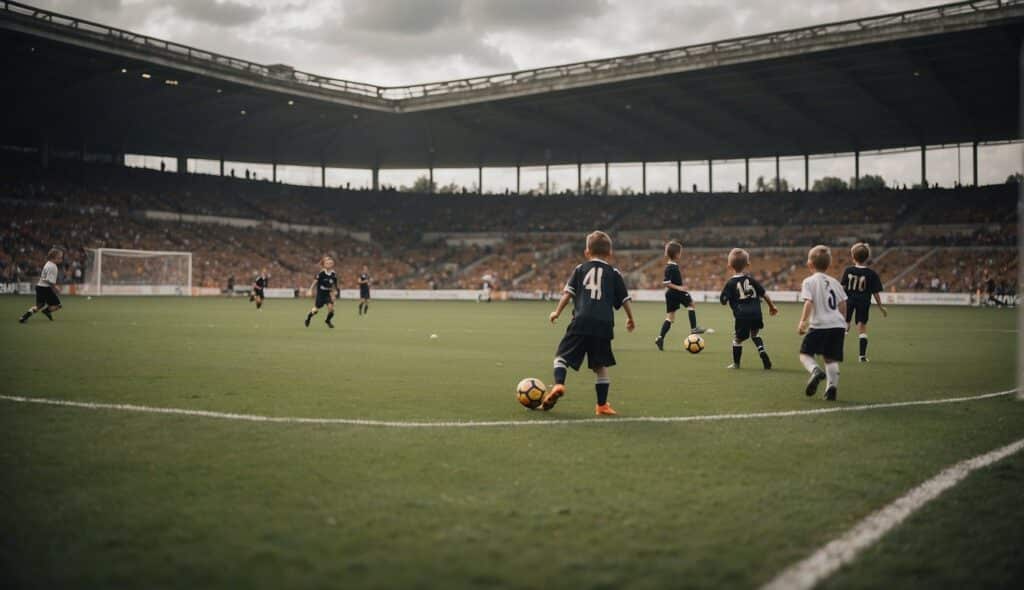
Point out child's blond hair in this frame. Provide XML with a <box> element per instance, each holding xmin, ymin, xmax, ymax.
<box><xmin>851</xmin><ymin>242</ymin><xmax>871</xmax><ymax>264</ymax></box>
<box><xmin>808</xmin><ymin>245</ymin><xmax>831</xmax><ymax>272</ymax></box>
<box><xmin>728</xmin><ymin>248</ymin><xmax>750</xmax><ymax>272</ymax></box>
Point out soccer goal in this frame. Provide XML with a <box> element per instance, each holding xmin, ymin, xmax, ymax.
<box><xmin>84</xmin><ymin>248</ymin><xmax>192</xmax><ymax>296</ymax></box>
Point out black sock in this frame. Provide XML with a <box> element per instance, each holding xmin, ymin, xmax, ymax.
<box><xmin>595</xmin><ymin>381</ymin><xmax>610</xmax><ymax>405</ymax></box>
<box><xmin>326</xmin><ymin>311</ymin><xmax>334</xmax><ymax>323</ymax></box>
<box><xmin>553</xmin><ymin>366</ymin><xmax>567</xmax><ymax>385</ymax></box>
<box><xmin>753</xmin><ymin>336</ymin><xmax>766</xmax><ymax>355</ymax></box>
<box><xmin>659</xmin><ymin>320</ymin><xmax>672</xmax><ymax>338</ymax></box>
<box><xmin>859</xmin><ymin>336</ymin><xmax>868</xmax><ymax>357</ymax></box>
<box><xmin>364</xmin><ymin>304</ymin><xmax>368</xmax><ymax>314</ymax></box>
<box><xmin>256</xmin><ymin>301</ymin><xmax>262</xmax><ymax>309</ymax></box>
<box><xmin>306</xmin><ymin>311</ymin><xmax>314</xmax><ymax>321</ymax></box>
<box><xmin>688</xmin><ymin>309</ymin><xmax>697</xmax><ymax>330</ymax></box>
<box><xmin>732</xmin><ymin>344</ymin><xmax>742</xmax><ymax>365</ymax></box>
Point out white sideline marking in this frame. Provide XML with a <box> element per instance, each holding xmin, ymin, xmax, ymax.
<box><xmin>761</xmin><ymin>436</ymin><xmax>1024</xmax><ymax>590</ymax></box>
<box><xmin>0</xmin><ymin>389</ymin><xmax>1016</xmax><ymax>429</ymax></box>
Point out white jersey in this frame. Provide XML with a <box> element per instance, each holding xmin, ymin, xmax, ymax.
<box><xmin>37</xmin><ymin>261</ymin><xmax>58</xmax><ymax>288</ymax></box>
<box><xmin>800</xmin><ymin>272</ymin><xmax>847</xmax><ymax>330</ymax></box>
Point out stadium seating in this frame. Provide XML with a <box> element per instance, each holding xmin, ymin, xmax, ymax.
<box><xmin>0</xmin><ymin>155</ymin><xmax>1017</xmax><ymax>296</ymax></box>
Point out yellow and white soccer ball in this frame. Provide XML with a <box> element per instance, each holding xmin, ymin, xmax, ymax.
<box><xmin>516</xmin><ymin>378</ymin><xmax>546</xmax><ymax>410</ymax></box>
<box><xmin>684</xmin><ymin>333</ymin><xmax>705</xmax><ymax>354</ymax></box>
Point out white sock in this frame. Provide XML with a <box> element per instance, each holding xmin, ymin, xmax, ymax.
<box><xmin>799</xmin><ymin>354</ymin><xmax>819</xmax><ymax>374</ymax></box>
<box><xmin>825</xmin><ymin>362</ymin><xmax>840</xmax><ymax>389</ymax></box>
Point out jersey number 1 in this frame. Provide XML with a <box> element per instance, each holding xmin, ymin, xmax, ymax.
<box><xmin>583</xmin><ymin>267</ymin><xmax>604</xmax><ymax>301</ymax></box>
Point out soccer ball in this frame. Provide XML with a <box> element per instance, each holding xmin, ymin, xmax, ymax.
<box><xmin>684</xmin><ymin>334</ymin><xmax>705</xmax><ymax>354</ymax></box>
<box><xmin>516</xmin><ymin>378</ymin><xmax>546</xmax><ymax>410</ymax></box>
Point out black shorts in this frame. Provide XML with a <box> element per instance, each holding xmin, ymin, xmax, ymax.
<box><xmin>665</xmin><ymin>290</ymin><xmax>693</xmax><ymax>313</ymax></box>
<box><xmin>35</xmin><ymin>286</ymin><xmax>60</xmax><ymax>308</ymax></box>
<box><xmin>846</xmin><ymin>299</ymin><xmax>871</xmax><ymax>325</ymax></box>
<box><xmin>555</xmin><ymin>333</ymin><xmax>616</xmax><ymax>371</ymax></box>
<box><xmin>733</xmin><ymin>317</ymin><xmax>764</xmax><ymax>341</ymax></box>
<box><xmin>253</xmin><ymin>288</ymin><xmax>265</xmax><ymax>299</ymax></box>
<box><xmin>314</xmin><ymin>290</ymin><xmax>334</xmax><ymax>309</ymax></box>
<box><xmin>359</xmin><ymin>285</ymin><xmax>370</xmax><ymax>299</ymax></box>
<box><xmin>800</xmin><ymin>328</ymin><xmax>845</xmax><ymax>362</ymax></box>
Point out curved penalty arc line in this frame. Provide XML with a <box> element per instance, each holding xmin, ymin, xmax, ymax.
<box><xmin>0</xmin><ymin>389</ymin><xmax>1018</xmax><ymax>429</ymax></box>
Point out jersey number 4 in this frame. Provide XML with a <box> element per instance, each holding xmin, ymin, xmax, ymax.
<box><xmin>583</xmin><ymin>267</ymin><xmax>604</xmax><ymax>301</ymax></box>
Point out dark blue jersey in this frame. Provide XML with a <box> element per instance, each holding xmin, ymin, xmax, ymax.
<box><xmin>663</xmin><ymin>262</ymin><xmax>683</xmax><ymax>290</ymax></box>
<box><xmin>840</xmin><ymin>266</ymin><xmax>883</xmax><ymax>302</ymax></box>
<box><xmin>358</xmin><ymin>273</ymin><xmax>370</xmax><ymax>285</ymax></box>
<box><xmin>254</xmin><ymin>275</ymin><xmax>268</xmax><ymax>289</ymax></box>
<box><xmin>720</xmin><ymin>274</ymin><xmax>767</xmax><ymax>320</ymax></box>
<box><xmin>316</xmin><ymin>270</ymin><xmax>338</xmax><ymax>292</ymax></box>
<box><xmin>564</xmin><ymin>259</ymin><xmax>630</xmax><ymax>339</ymax></box>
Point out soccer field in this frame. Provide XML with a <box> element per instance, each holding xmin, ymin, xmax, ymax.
<box><xmin>1</xmin><ymin>296</ymin><xmax>1021</xmax><ymax>589</ymax></box>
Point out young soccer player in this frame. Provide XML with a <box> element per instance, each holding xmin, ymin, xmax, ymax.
<box><xmin>840</xmin><ymin>243</ymin><xmax>888</xmax><ymax>362</ymax></box>
<box><xmin>357</xmin><ymin>265</ymin><xmax>371</xmax><ymax>316</ymax></box>
<box><xmin>545</xmin><ymin>231</ymin><xmax>636</xmax><ymax>416</ymax></box>
<box><xmin>797</xmin><ymin>245</ymin><xmax>848</xmax><ymax>401</ymax></box>
<box><xmin>305</xmin><ymin>256</ymin><xmax>339</xmax><ymax>329</ymax></box>
<box><xmin>19</xmin><ymin>248</ymin><xmax>64</xmax><ymax>324</ymax></box>
<box><xmin>719</xmin><ymin>248</ymin><xmax>778</xmax><ymax>369</ymax></box>
<box><xmin>250</xmin><ymin>269</ymin><xmax>268</xmax><ymax>310</ymax></box>
<box><xmin>655</xmin><ymin>240</ymin><xmax>706</xmax><ymax>351</ymax></box>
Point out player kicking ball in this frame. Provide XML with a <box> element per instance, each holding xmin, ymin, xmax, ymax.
<box><xmin>305</xmin><ymin>256</ymin><xmax>339</xmax><ymax>329</ymax></box>
<box><xmin>544</xmin><ymin>231</ymin><xmax>635</xmax><ymax>416</ymax></box>
<box><xmin>19</xmin><ymin>248</ymin><xmax>64</xmax><ymax>324</ymax></box>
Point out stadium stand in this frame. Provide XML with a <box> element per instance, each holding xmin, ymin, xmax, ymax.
<box><xmin>0</xmin><ymin>154</ymin><xmax>1017</xmax><ymax>297</ymax></box>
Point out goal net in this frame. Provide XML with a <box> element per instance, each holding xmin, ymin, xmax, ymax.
<box><xmin>83</xmin><ymin>248</ymin><xmax>192</xmax><ymax>296</ymax></box>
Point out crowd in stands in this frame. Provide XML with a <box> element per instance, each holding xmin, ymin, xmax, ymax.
<box><xmin>0</xmin><ymin>155</ymin><xmax>1017</xmax><ymax>298</ymax></box>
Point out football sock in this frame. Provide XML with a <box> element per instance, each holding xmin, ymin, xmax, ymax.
<box><xmin>553</xmin><ymin>365</ymin><xmax>567</xmax><ymax>386</ymax></box>
<box><xmin>256</xmin><ymin>301</ymin><xmax>262</xmax><ymax>309</ymax></box>
<box><xmin>326</xmin><ymin>311</ymin><xmax>334</xmax><ymax>323</ymax></box>
<box><xmin>859</xmin><ymin>334</ymin><xmax>868</xmax><ymax>357</ymax></box>
<box><xmin>799</xmin><ymin>354</ymin><xmax>819</xmax><ymax>374</ymax></box>
<box><xmin>825</xmin><ymin>362</ymin><xmax>840</xmax><ymax>389</ymax></box>
<box><xmin>687</xmin><ymin>309</ymin><xmax>697</xmax><ymax>330</ymax></box>
<box><xmin>732</xmin><ymin>341</ymin><xmax>742</xmax><ymax>365</ymax></box>
<box><xmin>42</xmin><ymin>309</ymin><xmax>53</xmax><ymax>320</ymax></box>
<box><xmin>363</xmin><ymin>303</ymin><xmax>369</xmax><ymax>314</ymax></box>
<box><xmin>306</xmin><ymin>311</ymin><xmax>315</xmax><ymax>321</ymax></box>
<box><xmin>595</xmin><ymin>378</ymin><xmax>610</xmax><ymax>406</ymax></box>
<box><xmin>752</xmin><ymin>336</ymin><xmax>766</xmax><ymax>355</ymax></box>
<box><xmin>659</xmin><ymin>320</ymin><xmax>672</xmax><ymax>338</ymax></box>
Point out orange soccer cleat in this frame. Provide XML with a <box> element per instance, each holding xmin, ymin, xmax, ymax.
<box><xmin>540</xmin><ymin>384</ymin><xmax>565</xmax><ymax>411</ymax></box>
<box><xmin>595</xmin><ymin>403</ymin><xmax>618</xmax><ymax>415</ymax></box>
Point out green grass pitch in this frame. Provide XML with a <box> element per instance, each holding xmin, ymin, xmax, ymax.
<box><xmin>1</xmin><ymin>296</ymin><xmax>1021</xmax><ymax>589</ymax></box>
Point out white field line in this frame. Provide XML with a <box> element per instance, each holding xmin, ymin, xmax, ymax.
<box><xmin>0</xmin><ymin>389</ymin><xmax>1017</xmax><ymax>429</ymax></box>
<box><xmin>760</xmin><ymin>436</ymin><xmax>1024</xmax><ymax>590</ymax></box>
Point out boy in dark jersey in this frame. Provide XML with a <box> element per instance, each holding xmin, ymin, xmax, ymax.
<box><xmin>305</xmin><ymin>256</ymin><xmax>339</xmax><ymax>329</ymax></box>
<box><xmin>655</xmin><ymin>241</ymin><xmax>706</xmax><ymax>351</ymax></box>
<box><xmin>250</xmin><ymin>269</ymin><xmax>268</xmax><ymax>310</ymax></box>
<box><xmin>719</xmin><ymin>248</ymin><xmax>778</xmax><ymax>369</ymax></box>
<box><xmin>544</xmin><ymin>231</ymin><xmax>636</xmax><ymax>416</ymax></box>
<box><xmin>840</xmin><ymin>243</ymin><xmax>887</xmax><ymax>362</ymax></box>
<box><xmin>357</xmin><ymin>265</ymin><xmax>371</xmax><ymax>316</ymax></box>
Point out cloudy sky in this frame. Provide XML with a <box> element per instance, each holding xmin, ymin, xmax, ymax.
<box><xmin>37</xmin><ymin>0</ymin><xmax>1021</xmax><ymax>189</ymax></box>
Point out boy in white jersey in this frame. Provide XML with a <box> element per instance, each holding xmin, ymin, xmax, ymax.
<box><xmin>797</xmin><ymin>245</ymin><xmax>847</xmax><ymax>401</ymax></box>
<box><xmin>19</xmin><ymin>248</ymin><xmax>64</xmax><ymax>323</ymax></box>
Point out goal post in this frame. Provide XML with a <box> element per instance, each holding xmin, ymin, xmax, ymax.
<box><xmin>84</xmin><ymin>248</ymin><xmax>192</xmax><ymax>296</ymax></box>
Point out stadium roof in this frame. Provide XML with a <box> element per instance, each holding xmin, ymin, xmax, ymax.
<box><xmin>1</xmin><ymin>0</ymin><xmax>1021</xmax><ymax>169</ymax></box>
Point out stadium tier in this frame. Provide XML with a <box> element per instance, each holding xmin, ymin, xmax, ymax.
<box><xmin>1</xmin><ymin>156</ymin><xmax>1016</xmax><ymax>296</ymax></box>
